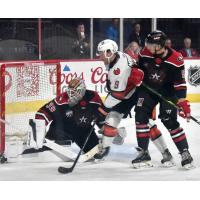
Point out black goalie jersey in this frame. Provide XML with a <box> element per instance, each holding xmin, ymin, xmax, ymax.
<box><xmin>35</xmin><ymin>90</ymin><xmax>103</xmax><ymax>143</ymax></box>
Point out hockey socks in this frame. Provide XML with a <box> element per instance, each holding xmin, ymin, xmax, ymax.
<box><xmin>136</xmin><ymin>123</ymin><xmax>150</xmax><ymax>151</ymax></box>
<box><xmin>168</xmin><ymin>127</ymin><xmax>188</xmax><ymax>153</ymax></box>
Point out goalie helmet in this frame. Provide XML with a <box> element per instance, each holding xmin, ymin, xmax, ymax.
<box><xmin>66</xmin><ymin>77</ymin><xmax>86</xmax><ymax>106</ymax></box>
<box><xmin>96</xmin><ymin>39</ymin><xmax>118</xmax><ymax>58</ymax></box>
<box><xmin>145</xmin><ymin>30</ymin><xmax>167</xmax><ymax>47</ymax></box>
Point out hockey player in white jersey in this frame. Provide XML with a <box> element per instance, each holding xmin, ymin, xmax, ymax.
<box><xmin>95</xmin><ymin>39</ymin><xmax>174</xmax><ymax>167</ymax></box>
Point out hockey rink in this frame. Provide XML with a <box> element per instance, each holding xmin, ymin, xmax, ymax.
<box><xmin>0</xmin><ymin>103</ymin><xmax>200</xmax><ymax>181</ymax></box>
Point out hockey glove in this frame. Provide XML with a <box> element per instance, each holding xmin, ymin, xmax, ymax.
<box><xmin>177</xmin><ymin>100</ymin><xmax>191</xmax><ymax>122</ymax></box>
<box><xmin>129</xmin><ymin>68</ymin><xmax>144</xmax><ymax>87</ymax></box>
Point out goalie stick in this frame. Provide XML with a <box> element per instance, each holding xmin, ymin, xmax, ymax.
<box><xmin>44</xmin><ymin>138</ymin><xmax>99</xmax><ymax>162</ymax></box>
<box><xmin>58</xmin><ymin>119</ymin><xmax>97</xmax><ymax>174</ymax></box>
<box><xmin>142</xmin><ymin>83</ymin><xmax>200</xmax><ymax>125</ymax></box>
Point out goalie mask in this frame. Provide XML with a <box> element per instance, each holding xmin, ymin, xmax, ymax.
<box><xmin>67</xmin><ymin>78</ymin><xmax>86</xmax><ymax>106</ymax></box>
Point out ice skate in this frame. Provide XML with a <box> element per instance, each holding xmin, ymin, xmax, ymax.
<box><xmin>131</xmin><ymin>147</ymin><xmax>153</xmax><ymax>169</ymax></box>
<box><xmin>0</xmin><ymin>154</ymin><xmax>7</xmax><ymax>164</ymax></box>
<box><xmin>94</xmin><ymin>146</ymin><xmax>110</xmax><ymax>162</ymax></box>
<box><xmin>180</xmin><ymin>149</ymin><xmax>194</xmax><ymax>170</ymax></box>
<box><xmin>161</xmin><ymin>149</ymin><xmax>175</xmax><ymax>167</ymax></box>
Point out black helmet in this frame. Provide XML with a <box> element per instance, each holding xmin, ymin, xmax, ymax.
<box><xmin>145</xmin><ymin>30</ymin><xmax>167</xmax><ymax>47</ymax></box>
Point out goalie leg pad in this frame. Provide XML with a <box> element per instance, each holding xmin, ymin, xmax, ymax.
<box><xmin>28</xmin><ymin>119</ymin><xmax>46</xmax><ymax>149</ymax></box>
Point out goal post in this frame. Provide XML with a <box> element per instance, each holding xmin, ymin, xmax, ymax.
<box><xmin>0</xmin><ymin>64</ymin><xmax>5</xmax><ymax>155</ymax></box>
<box><xmin>0</xmin><ymin>61</ymin><xmax>61</xmax><ymax>157</ymax></box>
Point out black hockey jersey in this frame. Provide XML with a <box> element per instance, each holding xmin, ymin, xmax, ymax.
<box><xmin>138</xmin><ymin>47</ymin><xmax>187</xmax><ymax>99</ymax></box>
<box><xmin>35</xmin><ymin>90</ymin><xmax>103</xmax><ymax>141</ymax></box>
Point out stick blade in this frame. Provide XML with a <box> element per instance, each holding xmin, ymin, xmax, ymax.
<box><xmin>58</xmin><ymin>166</ymin><xmax>73</xmax><ymax>174</ymax></box>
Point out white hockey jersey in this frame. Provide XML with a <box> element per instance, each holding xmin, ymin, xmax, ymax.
<box><xmin>104</xmin><ymin>51</ymin><xmax>137</xmax><ymax>108</ymax></box>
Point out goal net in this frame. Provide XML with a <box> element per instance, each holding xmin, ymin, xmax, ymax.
<box><xmin>0</xmin><ymin>62</ymin><xmax>61</xmax><ymax>158</ymax></box>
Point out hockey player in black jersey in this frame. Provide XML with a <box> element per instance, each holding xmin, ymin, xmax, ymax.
<box><xmin>28</xmin><ymin>77</ymin><xmax>104</xmax><ymax>155</ymax></box>
<box><xmin>132</xmin><ymin>30</ymin><xmax>193</xmax><ymax>169</ymax></box>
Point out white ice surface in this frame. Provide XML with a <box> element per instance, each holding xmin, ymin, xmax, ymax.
<box><xmin>0</xmin><ymin>103</ymin><xmax>200</xmax><ymax>181</ymax></box>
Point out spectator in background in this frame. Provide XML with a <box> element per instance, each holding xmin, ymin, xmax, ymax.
<box><xmin>128</xmin><ymin>23</ymin><xmax>145</xmax><ymax>47</ymax></box>
<box><xmin>106</xmin><ymin>18</ymin><xmax>119</xmax><ymax>43</ymax></box>
<box><xmin>165</xmin><ymin>38</ymin><xmax>172</xmax><ymax>48</ymax></box>
<box><xmin>179</xmin><ymin>37</ymin><xmax>198</xmax><ymax>57</ymax></box>
<box><xmin>71</xmin><ymin>23</ymin><xmax>90</xmax><ymax>58</ymax></box>
<box><xmin>124</xmin><ymin>41</ymin><xmax>140</xmax><ymax>61</ymax></box>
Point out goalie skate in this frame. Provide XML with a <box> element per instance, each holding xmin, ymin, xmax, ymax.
<box><xmin>131</xmin><ymin>147</ymin><xmax>153</xmax><ymax>169</ymax></box>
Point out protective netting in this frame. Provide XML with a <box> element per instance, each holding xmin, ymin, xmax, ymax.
<box><xmin>0</xmin><ymin>62</ymin><xmax>60</xmax><ymax>157</ymax></box>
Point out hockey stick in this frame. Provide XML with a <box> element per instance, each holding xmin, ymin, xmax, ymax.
<box><xmin>44</xmin><ymin>138</ymin><xmax>99</xmax><ymax>162</ymax></box>
<box><xmin>58</xmin><ymin>119</ymin><xmax>97</xmax><ymax>174</ymax></box>
<box><xmin>44</xmin><ymin>139</ymin><xmax>76</xmax><ymax>161</ymax></box>
<box><xmin>142</xmin><ymin>83</ymin><xmax>200</xmax><ymax>125</ymax></box>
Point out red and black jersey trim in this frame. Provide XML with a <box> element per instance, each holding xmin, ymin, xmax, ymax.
<box><xmin>139</xmin><ymin>47</ymin><xmax>154</xmax><ymax>58</ymax></box>
<box><xmin>89</xmin><ymin>91</ymin><xmax>103</xmax><ymax>106</ymax></box>
<box><xmin>173</xmin><ymin>80</ymin><xmax>187</xmax><ymax>99</ymax></box>
<box><xmin>35</xmin><ymin>109</ymin><xmax>52</xmax><ymax>125</ymax></box>
<box><xmin>164</xmin><ymin>48</ymin><xmax>184</xmax><ymax>68</ymax></box>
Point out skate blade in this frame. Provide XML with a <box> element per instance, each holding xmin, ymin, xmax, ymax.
<box><xmin>161</xmin><ymin>160</ymin><xmax>176</xmax><ymax>168</ymax></box>
<box><xmin>132</xmin><ymin>161</ymin><xmax>153</xmax><ymax>169</ymax></box>
<box><xmin>183</xmin><ymin>163</ymin><xmax>195</xmax><ymax>170</ymax></box>
<box><xmin>94</xmin><ymin>157</ymin><xmax>106</xmax><ymax>163</ymax></box>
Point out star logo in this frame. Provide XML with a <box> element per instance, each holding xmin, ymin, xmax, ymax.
<box><xmin>151</xmin><ymin>73</ymin><xmax>160</xmax><ymax>80</ymax></box>
<box><xmin>79</xmin><ymin>116</ymin><xmax>87</xmax><ymax>123</ymax></box>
